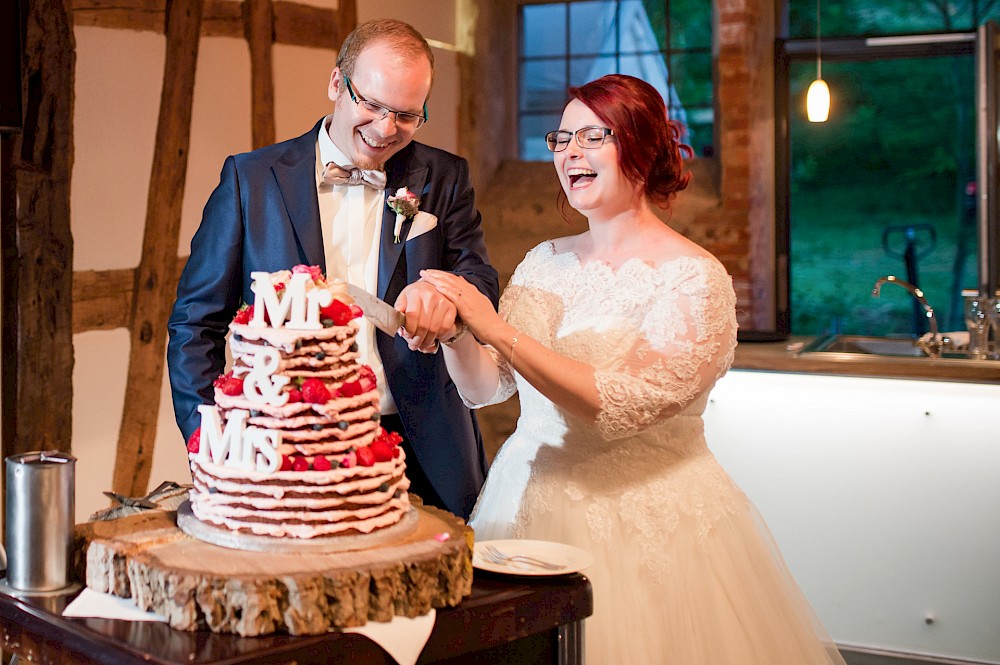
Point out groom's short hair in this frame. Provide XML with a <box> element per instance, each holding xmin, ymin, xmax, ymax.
<box><xmin>336</xmin><ymin>19</ymin><xmax>435</xmax><ymax>85</ymax></box>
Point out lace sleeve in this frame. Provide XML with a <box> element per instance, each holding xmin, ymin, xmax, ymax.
<box><xmin>593</xmin><ymin>258</ymin><xmax>737</xmax><ymax>439</ymax></box>
<box><xmin>456</xmin><ymin>269</ymin><xmax>529</xmax><ymax>410</ymax></box>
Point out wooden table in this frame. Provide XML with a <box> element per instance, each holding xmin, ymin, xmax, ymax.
<box><xmin>0</xmin><ymin>570</ymin><xmax>592</xmax><ymax>665</ymax></box>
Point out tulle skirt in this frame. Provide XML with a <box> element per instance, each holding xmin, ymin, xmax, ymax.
<box><xmin>470</xmin><ymin>434</ymin><xmax>847</xmax><ymax>665</ymax></box>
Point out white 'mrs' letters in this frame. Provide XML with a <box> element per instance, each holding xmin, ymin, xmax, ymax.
<box><xmin>196</xmin><ymin>405</ymin><xmax>281</xmax><ymax>473</ymax></box>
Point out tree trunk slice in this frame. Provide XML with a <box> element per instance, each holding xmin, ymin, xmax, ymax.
<box><xmin>76</xmin><ymin>504</ymin><xmax>473</xmax><ymax>636</ymax></box>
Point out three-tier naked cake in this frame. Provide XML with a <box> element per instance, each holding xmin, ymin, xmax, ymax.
<box><xmin>180</xmin><ymin>265</ymin><xmax>415</xmax><ymax>550</ymax></box>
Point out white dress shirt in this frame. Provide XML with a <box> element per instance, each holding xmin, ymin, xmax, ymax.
<box><xmin>316</xmin><ymin>115</ymin><xmax>397</xmax><ymax>415</ymax></box>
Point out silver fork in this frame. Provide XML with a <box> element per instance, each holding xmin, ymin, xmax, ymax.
<box><xmin>480</xmin><ymin>544</ymin><xmax>567</xmax><ymax>571</ymax></box>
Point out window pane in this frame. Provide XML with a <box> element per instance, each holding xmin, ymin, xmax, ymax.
<box><xmin>570</xmin><ymin>1</ymin><xmax>617</xmax><ymax>55</ymax></box>
<box><xmin>518</xmin><ymin>0</ymin><xmax>714</xmax><ymax>160</ymax></box>
<box><xmin>619</xmin><ymin>0</ymin><xmax>662</xmax><ymax>54</ymax></box>
<box><xmin>669</xmin><ymin>0</ymin><xmax>711</xmax><ymax>48</ymax></box>
<box><xmin>522</xmin><ymin>3</ymin><xmax>567</xmax><ymax>57</ymax></box>
<box><xmin>668</xmin><ymin>51</ymin><xmax>712</xmax><ymax>111</ymax></box>
<box><xmin>619</xmin><ymin>54</ymin><xmax>671</xmax><ymax>92</ymax></box>
<box><xmin>520</xmin><ymin>114</ymin><xmax>562</xmax><ymax>161</ymax></box>
<box><xmin>570</xmin><ymin>55</ymin><xmax>617</xmax><ymax>87</ymax></box>
<box><xmin>789</xmin><ymin>56</ymin><xmax>977</xmax><ymax>336</ymax></box>
<box><xmin>520</xmin><ymin>59</ymin><xmax>567</xmax><ymax>113</ymax></box>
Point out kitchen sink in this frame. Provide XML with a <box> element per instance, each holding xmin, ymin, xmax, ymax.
<box><xmin>799</xmin><ymin>334</ymin><xmax>928</xmax><ymax>357</ymax></box>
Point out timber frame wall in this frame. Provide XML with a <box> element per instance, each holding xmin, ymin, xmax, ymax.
<box><xmin>2</xmin><ymin>0</ymin><xmax>356</xmax><ymax>500</ymax></box>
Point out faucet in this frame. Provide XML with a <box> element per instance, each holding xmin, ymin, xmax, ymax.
<box><xmin>871</xmin><ymin>276</ymin><xmax>941</xmax><ymax>357</ymax></box>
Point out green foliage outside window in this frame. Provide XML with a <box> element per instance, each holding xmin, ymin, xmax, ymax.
<box><xmin>786</xmin><ymin>1</ymin><xmax>990</xmax><ymax>336</ymax></box>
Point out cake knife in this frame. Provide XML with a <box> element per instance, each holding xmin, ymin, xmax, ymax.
<box><xmin>346</xmin><ymin>283</ymin><xmax>406</xmax><ymax>336</ymax></box>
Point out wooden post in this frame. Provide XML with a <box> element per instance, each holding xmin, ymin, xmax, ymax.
<box><xmin>244</xmin><ymin>0</ymin><xmax>275</xmax><ymax>149</ymax></box>
<box><xmin>112</xmin><ymin>0</ymin><xmax>205</xmax><ymax>497</ymax></box>
<box><xmin>10</xmin><ymin>0</ymin><xmax>76</xmax><ymax>457</ymax></box>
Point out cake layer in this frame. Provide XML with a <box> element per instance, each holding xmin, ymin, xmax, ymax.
<box><xmin>189</xmin><ymin>454</ymin><xmax>411</xmax><ymax>538</ymax></box>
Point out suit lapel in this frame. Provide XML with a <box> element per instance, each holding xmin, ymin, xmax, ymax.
<box><xmin>272</xmin><ymin>122</ymin><xmax>325</xmax><ymax>269</ymax></box>
<box><xmin>378</xmin><ymin>147</ymin><xmax>428</xmax><ymax>300</ymax></box>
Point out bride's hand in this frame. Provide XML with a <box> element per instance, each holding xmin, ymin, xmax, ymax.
<box><xmin>419</xmin><ymin>270</ymin><xmax>500</xmax><ymax>338</ymax></box>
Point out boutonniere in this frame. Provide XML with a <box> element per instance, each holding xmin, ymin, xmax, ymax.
<box><xmin>387</xmin><ymin>187</ymin><xmax>420</xmax><ymax>243</ymax></box>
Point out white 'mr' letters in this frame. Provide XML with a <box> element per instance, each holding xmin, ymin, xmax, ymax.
<box><xmin>250</xmin><ymin>271</ymin><xmax>322</xmax><ymax>329</ymax></box>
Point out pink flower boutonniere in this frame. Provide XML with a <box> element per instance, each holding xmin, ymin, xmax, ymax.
<box><xmin>387</xmin><ymin>187</ymin><xmax>420</xmax><ymax>243</ymax></box>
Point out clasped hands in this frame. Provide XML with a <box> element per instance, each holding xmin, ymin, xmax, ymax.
<box><xmin>394</xmin><ymin>279</ymin><xmax>460</xmax><ymax>353</ymax></box>
<box><xmin>395</xmin><ymin>272</ymin><xmax>496</xmax><ymax>353</ymax></box>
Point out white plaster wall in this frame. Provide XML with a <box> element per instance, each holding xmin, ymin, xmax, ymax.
<box><xmin>70</xmin><ymin>0</ymin><xmax>462</xmax><ymax>522</ymax></box>
<box><xmin>705</xmin><ymin>370</ymin><xmax>1000</xmax><ymax>662</ymax></box>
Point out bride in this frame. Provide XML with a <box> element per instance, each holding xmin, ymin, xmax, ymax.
<box><xmin>419</xmin><ymin>74</ymin><xmax>846</xmax><ymax>664</ymax></box>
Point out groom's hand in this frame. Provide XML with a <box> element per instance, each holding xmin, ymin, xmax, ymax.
<box><xmin>395</xmin><ymin>280</ymin><xmax>458</xmax><ymax>353</ymax></box>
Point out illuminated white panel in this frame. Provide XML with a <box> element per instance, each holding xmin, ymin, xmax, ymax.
<box><xmin>705</xmin><ymin>370</ymin><xmax>1000</xmax><ymax>662</ymax></box>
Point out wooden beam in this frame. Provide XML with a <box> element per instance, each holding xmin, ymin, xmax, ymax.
<box><xmin>112</xmin><ymin>0</ymin><xmax>204</xmax><ymax>497</ymax></box>
<box><xmin>244</xmin><ymin>0</ymin><xmax>275</xmax><ymax>149</ymax></box>
<box><xmin>11</xmin><ymin>0</ymin><xmax>76</xmax><ymax>456</ymax></box>
<box><xmin>72</xmin><ymin>268</ymin><xmax>134</xmax><ymax>333</ymax></box>
<box><xmin>72</xmin><ymin>257</ymin><xmax>188</xmax><ymax>334</ymax></box>
<box><xmin>71</xmin><ymin>0</ymin><xmax>345</xmax><ymax>49</ymax></box>
<box><xmin>273</xmin><ymin>0</ymin><xmax>349</xmax><ymax>49</ymax></box>
<box><xmin>329</xmin><ymin>0</ymin><xmax>356</xmax><ymax>52</ymax></box>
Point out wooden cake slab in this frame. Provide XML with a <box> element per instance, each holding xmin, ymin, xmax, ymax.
<box><xmin>74</xmin><ymin>504</ymin><xmax>473</xmax><ymax>636</ymax></box>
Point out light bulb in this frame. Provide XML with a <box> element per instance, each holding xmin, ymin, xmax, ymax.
<box><xmin>807</xmin><ymin>78</ymin><xmax>830</xmax><ymax>122</ymax></box>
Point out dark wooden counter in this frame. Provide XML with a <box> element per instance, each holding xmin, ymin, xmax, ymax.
<box><xmin>734</xmin><ymin>337</ymin><xmax>1000</xmax><ymax>384</ymax></box>
<box><xmin>0</xmin><ymin>571</ymin><xmax>592</xmax><ymax>665</ymax></box>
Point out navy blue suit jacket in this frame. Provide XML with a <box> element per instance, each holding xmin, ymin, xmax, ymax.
<box><xmin>167</xmin><ymin>119</ymin><xmax>499</xmax><ymax>519</ymax></box>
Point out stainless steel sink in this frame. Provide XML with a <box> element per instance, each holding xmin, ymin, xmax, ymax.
<box><xmin>796</xmin><ymin>334</ymin><xmax>989</xmax><ymax>361</ymax></box>
<box><xmin>800</xmin><ymin>334</ymin><xmax>928</xmax><ymax>357</ymax></box>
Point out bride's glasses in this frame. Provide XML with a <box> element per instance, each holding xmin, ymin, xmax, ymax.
<box><xmin>545</xmin><ymin>126</ymin><xmax>615</xmax><ymax>152</ymax></box>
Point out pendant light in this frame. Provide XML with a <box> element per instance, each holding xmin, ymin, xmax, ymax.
<box><xmin>807</xmin><ymin>0</ymin><xmax>830</xmax><ymax>122</ymax></box>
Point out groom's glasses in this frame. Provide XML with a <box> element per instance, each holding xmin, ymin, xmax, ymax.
<box><xmin>545</xmin><ymin>126</ymin><xmax>615</xmax><ymax>152</ymax></box>
<box><xmin>342</xmin><ymin>75</ymin><xmax>428</xmax><ymax>130</ymax></box>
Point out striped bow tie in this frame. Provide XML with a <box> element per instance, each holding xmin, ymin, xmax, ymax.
<box><xmin>322</xmin><ymin>163</ymin><xmax>387</xmax><ymax>189</ymax></box>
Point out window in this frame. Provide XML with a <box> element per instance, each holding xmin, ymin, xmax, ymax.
<box><xmin>778</xmin><ymin>2</ymin><xmax>1000</xmax><ymax>338</ymax></box>
<box><xmin>518</xmin><ymin>0</ymin><xmax>713</xmax><ymax>160</ymax></box>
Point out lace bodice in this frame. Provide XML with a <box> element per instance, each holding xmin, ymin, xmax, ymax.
<box><xmin>473</xmin><ymin>241</ymin><xmax>737</xmax><ymax>440</ymax></box>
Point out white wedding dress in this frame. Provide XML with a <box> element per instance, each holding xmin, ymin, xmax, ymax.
<box><xmin>468</xmin><ymin>242</ymin><xmax>846</xmax><ymax>664</ymax></box>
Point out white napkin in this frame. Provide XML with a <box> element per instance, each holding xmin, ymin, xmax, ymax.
<box><xmin>344</xmin><ymin>610</ymin><xmax>435</xmax><ymax>665</ymax></box>
<box><xmin>63</xmin><ymin>589</ymin><xmax>435</xmax><ymax>665</ymax></box>
<box><xmin>63</xmin><ymin>587</ymin><xmax>165</xmax><ymax>621</ymax></box>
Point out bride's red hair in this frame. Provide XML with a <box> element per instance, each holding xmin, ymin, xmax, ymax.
<box><xmin>558</xmin><ymin>74</ymin><xmax>692</xmax><ymax>217</ymax></box>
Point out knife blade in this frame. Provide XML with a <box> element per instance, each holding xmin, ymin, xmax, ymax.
<box><xmin>346</xmin><ymin>283</ymin><xmax>405</xmax><ymax>336</ymax></box>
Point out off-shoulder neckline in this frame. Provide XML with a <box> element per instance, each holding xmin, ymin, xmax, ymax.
<box><xmin>540</xmin><ymin>240</ymin><xmax>719</xmax><ymax>274</ymax></box>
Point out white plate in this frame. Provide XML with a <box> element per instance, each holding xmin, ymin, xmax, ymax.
<box><xmin>473</xmin><ymin>539</ymin><xmax>594</xmax><ymax>576</ymax></box>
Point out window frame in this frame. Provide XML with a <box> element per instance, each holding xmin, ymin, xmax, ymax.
<box><xmin>775</xmin><ymin>31</ymin><xmax>982</xmax><ymax>337</ymax></box>
<box><xmin>517</xmin><ymin>0</ymin><xmax>713</xmax><ymax>160</ymax></box>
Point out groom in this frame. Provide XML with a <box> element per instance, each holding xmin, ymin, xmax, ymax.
<box><xmin>167</xmin><ymin>19</ymin><xmax>498</xmax><ymax>520</ymax></box>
